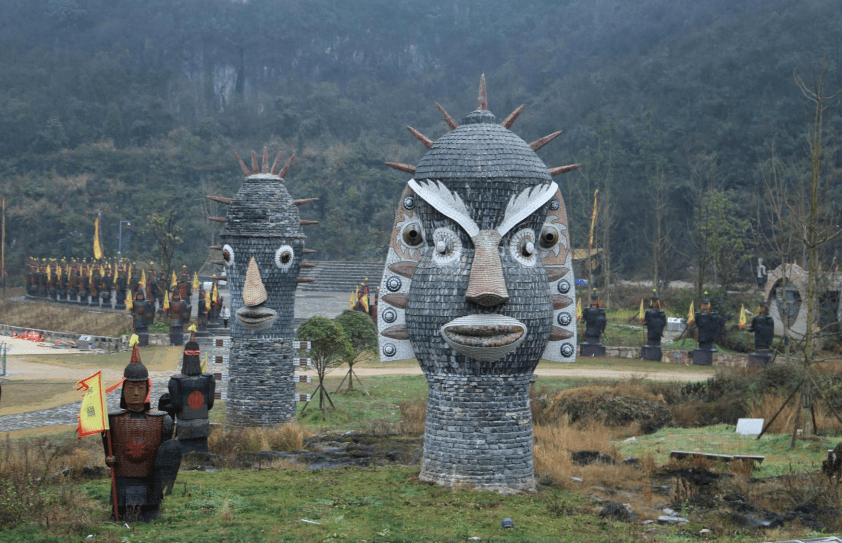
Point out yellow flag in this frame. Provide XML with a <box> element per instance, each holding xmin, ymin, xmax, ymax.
<box><xmin>350</xmin><ymin>291</ymin><xmax>355</xmax><ymax>310</ymax></box>
<box><xmin>126</xmin><ymin>290</ymin><xmax>133</xmax><ymax>311</ymax></box>
<box><xmin>93</xmin><ymin>216</ymin><xmax>103</xmax><ymax>260</ymax></box>
<box><xmin>171</xmin><ymin>271</ymin><xmax>177</xmax><ymax>288</ymax></box>
<box><xmin>576</xmin><ymin>297</ymin><xmax>583</xmax><ymax>320</ymax></box>
<box><xmin>47</xmin><ymin>264</ymin><xmax>52</xmax><ymax>281</ymax></box>
<box><xmin>638</xmin><ymin>299</ymin><xmax>645</xmax><ymax>323</ymax></box>
<box><xmin>361</xmin><ymin>292</ymin><xmax>370</xmax><ymax>313</ymax></box>
<box><xmin>738</xmin><ymin>304</ymin><xmax>747</xmax><ymax>329</ymax></box>
<box><xmin>140</xmin><ymin>269</ymin><xmax>147</xmax><ymax>291</ymax></box>
<box><xmin>588</xmin><ymin>189</ymin><xmax>599</xmax><ymax>249</ymax></box>
<box><xmin>201</xmin><ymin>353</ymin><xmax>208</xmax><ymax>373</ymax></box>
<box><xmin>205</xmin><ymin>290</ymin><xmax>211</xmax><ymax>307</ymax></box>
<box><xmin>163</xmin><ymin>291</ymin><xmax>170</xmax><ymax>310</ymax></box>
<box><xmin>88</xmin><ymin>265</ymin><xmax>93</xmax><ymax>282</ymax></box>
<box><xmin>76</xmin><ymin>371</ymin><xmax>109</xmax><ymax>438</ymax></box>
<box><xmin>57</xmin><ymin>265</ymin><xmax>62</xmax><ymax>278</ymax></box>
<box><xmin>687</xmin><ymin>301</ymin><xmax>695</xmax><ymax>324</ymax></box>
<box><xmin>128</xmin><ymin>262</ymin><xmax>132</xmax><ymax>279</ymax></box>
<box><xmin>192</xmin><ymin>272</ymin><xmax>200</xmax><ymax>292</ymax></box>
<box><xmin>212</xmin><ymin>282</ymin><xmax>218</xmax><ymax>303</ymax></box>
<box><xmin>114</xmin><ymin>264</ymin><xmax>119</xmax><ymax>280</ymax></box>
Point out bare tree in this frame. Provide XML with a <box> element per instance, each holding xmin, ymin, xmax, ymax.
<box><xmin>145</xmin><ymin>209</ymin><xmax>183</xmax><ymax>282</ymax></box>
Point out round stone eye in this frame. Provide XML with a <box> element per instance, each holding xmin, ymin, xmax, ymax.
<box><xmin>540</xmin><ymin>227</ymin><xmax>560</xmax><ymax>249</ymax></box>
<box><xmin>275</xmin><ymin>245</ymin><xmax>294</xmax><ymax>271</ymax></box>
<box><xmin>222</xmin><ymin>244</ymin><xmax>235</xmax><ymax>267</ymax></box>
<box><xmin>432</xmin><ymin>227</ymin><xmax>461</xmax><ymax>265</ymax></box>
<box><xmin>401</xmin><ymin>223</ymin><xmax>423</xmax><ymax>246</ymax></box>
<box><xmin>510</xmin><ymin>229</ymin><xmax>536</xmax><ymax>266</ymax></box>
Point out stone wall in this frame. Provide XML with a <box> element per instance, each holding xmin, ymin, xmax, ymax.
<box><xmin>596</xmin><ymin>345</ymin><xmax>749</xmax><ymax>367</ymax></box>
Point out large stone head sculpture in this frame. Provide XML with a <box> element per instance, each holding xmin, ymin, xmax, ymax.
<box><xmin>378</xmin><ymin>77</ymin><xmax>579</xmax><ymax>491</ymax></box>
<box><xmin>379</xmin><ymin>77</ymin><xmax>579</xmax><ymax>371</ymax></box>
<box><xmin>208</xmin><ymin>149</ymin><xmax>317</xmax><ymax>427</ymax></box>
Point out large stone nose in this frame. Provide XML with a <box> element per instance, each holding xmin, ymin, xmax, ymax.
<box><xmin>242</xmin><ymin>256</ymin><xmax>268</xmax><ymax>307</ymax></box>
<box><xmin>465</xmin><ymin>230</ymin><xmax>509</xmax><ymax>307</ymax></box>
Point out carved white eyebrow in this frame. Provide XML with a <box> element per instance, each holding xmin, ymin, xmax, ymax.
<box><xmin>408</xmin><ymin>178</ymin><xmax>558</xmax><ymax>239</ymax></box>
<box><xmin>496</xmin><ymin>182</ymin><xmax>558</xmax><ymax>237</ymax></box>
<box><xmin>408</xmin><ymin>179</ymin><xmax>479</xmax><ymax>238</ymax></box>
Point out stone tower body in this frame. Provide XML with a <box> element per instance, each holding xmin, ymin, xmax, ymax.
<box><xmin>379</xmin><ymin>78</ymin><xmax>578</xmax><ymax>491</ymax></box>
<box><xmin>210</xmin><ymin>150</ymin><xmax>316</xmax><ymax>427</ymax></box>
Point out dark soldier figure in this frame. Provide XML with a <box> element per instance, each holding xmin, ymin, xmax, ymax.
<box><xmin>580</xmin><ymin>289</ymin><xmax>607</xmax><ymax>357</ymax></box>
<box><xmin>642</xmin><ymin>291</ymin><xmax>667</xmax><ymax>361</ymax></box>
<box><xmin>102</xmin><ymin>339</ymin><xmax>181</xmax><ymax>522</ymax></box>
<box><xmin>100</xmin><ymin>266</ymin><xmax>114</xmax><ymax>309</ymax></box>
<box><xmin>114</xmin><ymin>265</ymin><xmax>128</xmax><ymax>310</ymax></box>
<box><xmin>747</xmin><ymin>300</ymin><xmax>775</xmax><ymax>366</ymax></box>
<box><xmin>693</xmin><ymin>292</ymin><xmax>721</xmax><ymax>365</ymax></box>
<box><xmin>80</xmin><ymin>264</ymin><xmax>90</xmax><ymax>305</ymax></box>
<box><xmin>147</xmin><ymin>267</ymin><xmax>159</xmax><ymax>314</ymax></box>
<box><xmin>196</xmin><ymin>286</ymin><xmax>209</xmax><ymax>336</ymax></box>
<box><xmin>177</xmin><ymin>266</ymin><xmax>192</xmax><ymax>301</ymax></box>
<box><xmin>167</xmin><ymin>291</ymin><xmax>191</xmax><ymax>346</ymax></box>
<box><xmin>49</xmin><ymin>262</ymin><xmax>58</xmax><ymax>301</ymax></box>
<box><xmin>57</xmin><ymin>261</ymin><xmax>68</xmax><ymax>303</ymax></box>
<box><xmin>131</xmin><ymin>290</ymin><xmax>155</xmax><ymax>347</ymax></box>
<box><xmin>162</xmin><ymin>329</ymin><xmax>215</xmax><ymax>454</ymax></box>
<box><xmin>128</xmin><ymin>266</ymin><xmax>139</xmax><ymax>297</ymax></box>
<box><xmin>89</xmin><ymin>265</ymin><xmax>100</xmax><ymax>307</ymax></box>
<box><xmin>68</xmin><ymin>262</ymin><xmax>79</xmax><ymax>304</ymax></box>
<box><xmin>25</xmin><ymin>258</ymin><xmax>37</xmax><ymax>298</ymax></box>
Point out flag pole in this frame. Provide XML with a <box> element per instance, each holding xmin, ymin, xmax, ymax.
<box><xmin>105</xmin><ymin>429</ymin><xmax>120</xmax><ymax>522</ymax></box>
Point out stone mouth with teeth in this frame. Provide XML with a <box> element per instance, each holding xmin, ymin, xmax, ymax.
<box><xmin>236</xmin><ymin>305</ymin><xmax>278</xmax><ymax>331</ymax></box>
<box><xmin>440</xmin><ymin>315</ymin><xmax>527</xmax><ymax>362</ymax></box>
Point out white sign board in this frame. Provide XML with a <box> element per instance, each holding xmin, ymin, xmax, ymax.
<box><xmin>736</xmin><ymin>418</ymin><xmax>764</xmax><ymax>436</ymax></box>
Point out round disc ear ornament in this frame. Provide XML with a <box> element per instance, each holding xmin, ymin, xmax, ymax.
<box><xmin>557</xmin><ymin>312</ymin><xmax>572</xmax><ymax>326</ymax></box>
<box><xmin>549</xmin><ymin>199</ymin><xmax>560</xmax><ymax>210</ymax></box>
<box><xmin>403</xmin><ymin>195</ymin><xmax>416</xmax><ymax>210</ymax></box>
<box><xmin>382</xmin><ymin>308</ymin><xmax>397</xmax><ymax>323</ymax></box>
<box><xmin>561</xmin><ymin>342</ymin><xmax>575</xmax><ymax>357</ymax></box>
<box><xmin>382</xmin><ymin>343</ymin><xmax>397</xmax><ymax>357</ymax></box>
<box><xmin>386</xmin><ymin>276</ymin><xmax>402</xmax><ymax>292</ymax></box>
<box><xmin>557</xmin><ymin>280</ymin><xmax>571</xmax><ymax>294</ymax></box>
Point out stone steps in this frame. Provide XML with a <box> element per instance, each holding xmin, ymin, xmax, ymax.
<box><xmin>298</xmin><ymin>261</ymin><xmax>385</xmax><ymax>293</ymax></box>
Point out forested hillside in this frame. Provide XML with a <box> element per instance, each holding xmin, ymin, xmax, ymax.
<box><xmin>0</xmin><ymin>0</ymin><xmax>840</xmax><ymax>286</ymax></box>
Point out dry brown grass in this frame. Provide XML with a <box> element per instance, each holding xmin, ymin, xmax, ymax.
<box><xmin>208</xmin><ymin>423</ymin><xmax>312</xmax><ymax>460</ymax></box>
<box><xmin>0</xmin><ymin>299</ymin><xmax>131</xmax><ymax>336</ymax></box>
<box><xmin>396</xmin><ymin>400</ymin><xmax>426</xmax><ymax>433</ymax></box>
<box><xmin>533</xmin><ymin>416</ymin><xmax>648</xmax><ymax>494</ymax></box>
<box><xmin>747</xmin><ymin>394</ymin><xmax>842</xmax><ymax>435</ymax></box>
<box><xmin>0</xmin><ymin>433</ymin><xmax>105</xmax><ymax>531</ymax></box>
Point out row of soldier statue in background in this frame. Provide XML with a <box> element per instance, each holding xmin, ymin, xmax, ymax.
<box><xmin>103</xmin><ymin>330</ymin><xmax>215</xmax><ymax>521</ymax></box>
<box><xmin>23</xmin><ymin>258</ymin><xmax>225</xmax><ymax>346</ymax></box>
<box><xmin>579</xmin><ymin>289</ymin><xmax>775</xmax><ymax>366</ymax></box>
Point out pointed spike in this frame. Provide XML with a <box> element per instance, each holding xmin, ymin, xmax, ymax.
<box><xmin>386</xmin><ymin>162</ymin><xmax>415</xmax><ymax>173</ymax></box>
<box><xmin>380</xmin><ymin>325</ymin><xmax>409</xmax><ymax>340</ymax></box>
<box><xmin>385</xmin><ymin>162</ymin><xmax>416</xmax><ymax>174</ymax></box>
<box><xmin>300</xmin><ymin>220</ymin><xmax>319</xmax><ymax>226</ymax></box>
<box><xmin>262</xmin><ymin>147</ymin><xmax>269</xmax><ymax>173</ymax></box>
<box><xmin>206</xmin><ymin>195</ymin><xmax>233</xmax><ymax>205</ymax></box>
<box><xmin>293</xmin><ymin>198</ymin><xmax>319</xmax><ymax>206</ymax></box>
<box><xmin>251</xmin><ymin>150</ymin><xmax>259</xmax><ymax>174</ymax></box>
<box><xmin>210</xmin><ymin>260</ymin><xmax>225</xmax><ymax>266</ymax></box>
<box><xmin>208</xmin><ymin>246</ymin><xmax>223</xmax><ymax>251</ymax></box>
<box><xmin>235</xmin><ymin>152</ymin><xmax>251</xmax><ymax>177</ymax></box>
<box><xmin>478</xmin><ymin>74</ymin><xmax>487</xmax><ymax>110</ymax></box>
<box><xmin>302</xmin><ymin>249</ymin><xmax>317</xmax><ymax>254</ymax></box>
<box><xmin>278</xmin><ymin>153</ymin><xmax>295</xmax><ymax>178</ymax></box>
<box><xmin>296</xmin><ymin>277</ymin><xmax>316</xmax><ymax>283</ymax></box>
<box><xmin>300</xmin><ymin>262</ymin><xmax>317</xmax><ymax>268</ymax></box>
<box><xmin>270</xmin><ymin>150</ymin><xmax>283</xmax><ymax>175</ymax></box>
<box><xmin>407</xmin><ymin>126</ymin><xmax>433</xmax><ymax>149</ymax></box>
<box><xmin>436</xmin><ymin>102</ymin><xmax>459</xmax><ymax>130</ymax></box>
<box><xmin>208</xmin><ymin>216</ymin><xmax>227</xmax><ymax>223</ymax></box>
<box><xmin>549</xmin><ymin>164</ymin><xmax>582</xmax><ymax>176</ymax></box>
<box><xmin>502</xmin><ymin>104</ymin><xmax>525</xmax><ymax>129</ymax></box>
<box><xmin>530</xmin><ymin>130</ymin><xmax>563</xmax><ymax>151</ymax></box>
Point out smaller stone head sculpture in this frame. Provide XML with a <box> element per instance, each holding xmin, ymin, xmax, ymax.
<box><xmin>211</xmin><ymin>149</ymin><xmax>316</xmax><ymax>338</ymax></box>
